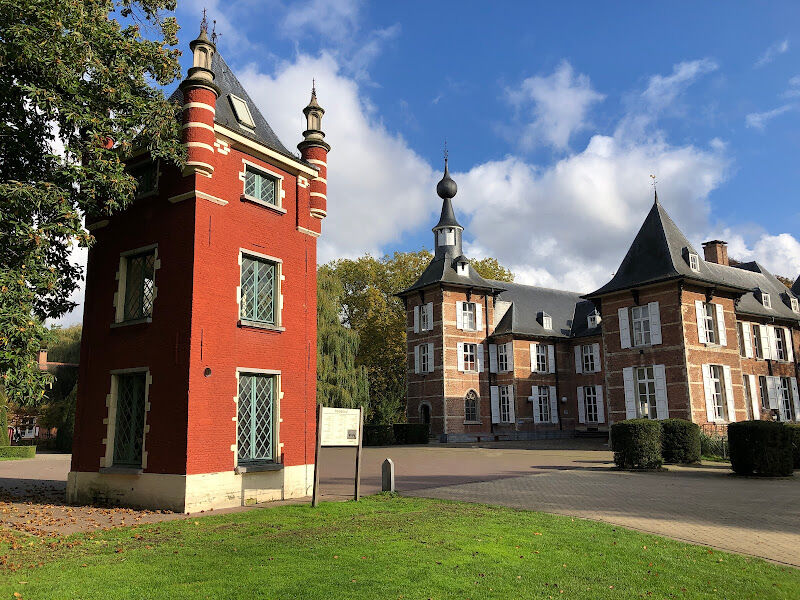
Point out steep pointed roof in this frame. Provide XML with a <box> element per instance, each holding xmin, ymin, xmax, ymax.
<box><xmin>170</xmin><ymin>52</ymin><xmax>297</xmax><ymax>161</ymax></box>
<box><xmin>586</xmin><ymin>198</ymin><xmax>751</xmax><ymax>298</ymax></box>
<box><xmin>399</xmin><ymin>257</ymin><xmax>502</xmax><ymax>295</ymax></box>
<box><xmin>434</xmin><ymin>197</ymin><xmax>462</xmax><ymax>229</ymax></box>
<box><xmin>793</xmin><ymin>275</ymin><xmax>800</xmax><ymax>296</ymax></box>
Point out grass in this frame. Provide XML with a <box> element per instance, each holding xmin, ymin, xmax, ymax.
<box><xmin>1</xmin><ymin>495</ymin><xmax>798</xmax><ymax>599</ymax></box>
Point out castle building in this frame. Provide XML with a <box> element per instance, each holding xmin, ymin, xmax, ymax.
<box><xmin>67</xmin><ymin>24</ymin><xmax>329</xmax><ymax>511</ymax></box>
<box><xmin>400</xmin><ymin>162</ymin><xmax>800</xmax><ymax>441</ymax></box>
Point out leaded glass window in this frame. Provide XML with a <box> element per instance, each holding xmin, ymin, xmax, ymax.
<box><xmin>237</xmin><ymin>373</ymin><xmax>275</xmax><ymax>463</ymax></box>
<box><xmin>240</xmin><ymin>256</ymin><xmax>277</xmax><ymax>324</ymax></box>
<box><xmin>113</xmin><ymin>373</ymin><xmax>147</xmax><ymax>467</ymax></box>
<box><xmin>123</xmin><ymin>251</ymin><xmax>156</xmax><ymax>321</ymax></box>
<box><xmin>131</xmin><ymin>162</ymin><xmax>158</xmax><ymax>197</ymax></box>
<box><xmin>464</xmin><ymin>390</ymin><xmax>478</xmax><ymax>422</ymax></box>
<box><xmin>244</xmin><ymin>168</ymin><xmax>277</xmax><ymax>206</ymax></box>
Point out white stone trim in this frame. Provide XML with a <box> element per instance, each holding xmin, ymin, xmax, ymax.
<box><xmin>310</xmin><ymin>192</ymin><xmax>327</xmax><ymax>200</ymax></box>
<box><xmin>313</xmin><ymin>177</ymin><xmax>327</xmax><ymax>184</ymax></box>
<box><xmin>297</xmin><ymin>176</ymin><xmax>310</xmax><ymax>188</ymax></box>
<box><xmin>239</xmin><ymin>158</ymin><xmax>286</xmax><ymax>209</ymax></box>
<box><xmin>213</xmin><ymin>139</ymin><xmax>230</xmax><ymax>155</ymax></box>
<box><xmin>310</xmin><ymin>208</ymin><xmax>327</xmax><ymax>219</ymax></box>
<box><xmin>306</xmin><ymin>158</ymin><xmax>327</xmax><ymax>167</ymax></box>
<box><xmin>238</xmin><ymin>249</ymin><xmax>283</xmax><ymax>328</ymax></box>
<box><xmin>182</xmin><ymin>102</ymin><xmax>216</xmax><ymax>114</ymax></box>
<box><xmin>184</xmin><ymin>160</ymin><xmax>214</xmax><ymax>173</ymax></box>
<box><xmin>167</xmin><ymin>190</ymin><xmax>228</xmax><ymax>206</ymax></box>
<box><xmin>114</xmin><ymin>244</ymin><xmax>160</xmax><ymax>324</ymax></box>
<box><xmin>215</xmin><ymin>123</ymin><xmax>318</xmax><ymax>176</ymax></box>
<box><xmin>102</xmin><ymin>368</ymin><xmax>152</xmax><ymax>470</ymax></box>
<box><xmin>185</xmin><ymin>141</ymin><xmax>215</xmax><ymax>153</ymax></box>
<box><xmin>233</xmin><ymin>369</ymin><xmax>282</xmax><ymax>467</ymax></box>
<box><xmin>297</xmin><ymin>226</ymin><xmax>321</xmax><ymax>238</ymax></box>
<box><xmin>181</xmin><ymin>122</ymin><xmax>215</xmax><ymax>132</ymax></box>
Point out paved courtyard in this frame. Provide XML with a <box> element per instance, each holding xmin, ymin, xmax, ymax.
<box><xmin>1</xmin><ymin>441</ymin><xmax>799</xmax><ymax>567</ymax></box>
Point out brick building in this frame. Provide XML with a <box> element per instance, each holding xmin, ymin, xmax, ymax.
<box><xmin>67</xmin><ymin>24</ymin><xmax>329</xmax><ymax>511</ymax></box>
<box><xmin>400</xmin><ymin>164</ymin><xmax>800</xmax><ymax>441</ymax></box>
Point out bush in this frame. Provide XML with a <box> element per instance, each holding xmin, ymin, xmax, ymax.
<box><xmin>728</xmin><ymin>421</ymin><xmax>792</xmax><ymax>477</ymax></box>
<box><xmin>393</xmin><ymin>423</ymin><xmax>429</xmax><ymax>445</ymax></box>
<box><xmin>660</xmin><ymin>419</ymin><xmax>701</xmax><ymax>464</ymax></box>
<box><xmin>363</xmin><ymin>425</ymin><xmax>395</xmax><ymax>446</ymax></box>
<box><xmin>0</xmin><ymin>387</ymin><xmax>8</xmax><ymax>447</ymax></box>
<box><xmin>0</xmin><ymin>446</ymin><xmax>36</xmax><ymax>459</ymax></box>
<box><xmin>787</xmin><ymin>424</ymin><xmax>800</xmax><ymax>470</ymax></box>
<box><xmin>611</xmin><ymin>419</ymin><xmax>662</xmax><ymax>470</ymax></box>
<box><xmin>55</xmin><ymin>385</ymin><xmax>77</xmax><ymax>453</ymax></box>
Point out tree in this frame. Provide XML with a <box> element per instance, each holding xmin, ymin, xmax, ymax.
<box><xmin>0</xmin><ymin>1</ymin><xmax>184</xmax><ymax>406</ymax></box>
<box><xmin>317</xmin><ymin>268</ymin><xmax>369</xmax><ymax>411</ymax></box>
<box><xmin>322</xmin><ymin>251</ymin><xmax>514</xmax><ymax>424</ymax></box>
<box><xmin>0</xmin><ymin>386</ymin><xmax>8</xmax><ymax>446</ymax></box>
<box><xmin>47</xmin><ymin>325</ymin><xmax>82</xmax><ymax>364</ymax></box>
<box><xmin>471</xmin><ymin>257</ymin><xmax>514</xmax><ymax>282</ymax></box>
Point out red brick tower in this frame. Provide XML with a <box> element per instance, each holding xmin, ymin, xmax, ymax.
<box><xmin>67</xmin><ymin>23</ymin><xmax>328</xmax><ymax>512</ymax></box>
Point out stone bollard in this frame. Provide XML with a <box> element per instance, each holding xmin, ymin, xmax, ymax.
<box><xmin>382</xmin><ymin>458</ymin><xmax>395</xmax><ymax>492</ymax></box>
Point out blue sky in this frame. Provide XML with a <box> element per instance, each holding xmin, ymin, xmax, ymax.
<box><xmin>57</xmin><ymin>1</ymin><xmax>800</xmax><ymax>324</ymax></box>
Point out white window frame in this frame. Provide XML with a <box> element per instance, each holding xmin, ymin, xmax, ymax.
<box><xmin>688</xmin><ymin>252</ymin><xmax>700</xmax><ymax>271</ymax></box>
<box><xmin>238</xmin><ymin>249</ymin><xmax>284</xmax><ymax>330</ymax></box>
<box><xmin>791</xmin><ymin>297</ymin><xmax>799</xmax><ymax>313</ymax></box>
<box><xmin>499</xmin><ymin>385</ymin><xmax>513</xmax><ymax>423</ymax></box>
<box><xmin>584</xmin><ymin>386</ymin><xmax>599</xmax><ymax>423</ymax></box>
<box><xmin>102</xmin><ymin>367</ymin><xmax>152</xmax><ymax>470</ymax></box>
<box><xmin>239</xmin><ymin>159</ymin><xmax>286</xmax><ymax>212</ymax></box>
<box><xmin>542</xmin><ymin>313</ymin><xmax>553</xmax><ymax>330</ymax></box>
<box><xmin>464</xmin><ymin>390</ymin><xmax>479</xmax><ymax>423</ymax></box>
<box><xmin>778</xmin><ymin>377</ymin><xmax>793</xmax><ymax>421</ymax></box>
<box><xmin>419</xmin><ymin>343</ymin><xmax>430</xmax><ymax>374</ymax></box>
<box><xmin>631</xmin><ymin>305</ymin><xmax>651</xmax><ymax>346</ymax></box>
<box><xmin>635</xmin><ymin>366</ymin><xmax>657</xmax><ymax>419</ymax></box>
<box><xmin>234</xmin><ymin>368</ymin><xmax>281</xmax><ymax>467</ymax></box>
<box><xmin>582</xmin><ymin>345</ymin><xmax>596</xmax><ymax>373</ymax></box>
<box><xmin>709</xmin><ymin>365</ymin><xmax>727</xmax><ymax>422</ymax></box>
<box><xmin>752</xmin><ymin>323</ymin><xmax>764</xmax><ymax>359</ymax></box>
<box><xmin>537</xmin><ymin>386</ymin><xmax>550</xmax><ymax>423</ymax></box>
<box><xmin>462</xmin><ymin>302</ymin><xmax>477</xmax><ymax>331</ymax></box>
<box><xmin>536</xmin><ymin>344</ymin><xmax>548</xmax><ymax>373</ymax></box>
<box><xmin>774</xmin><ymin>328</ymin><xmax>788</xmax><ymax>362</ymax></box>
<box><xmin>587</xmin><ymin>312</ymin><xmax>600</xmax><ymax>328</ymax></box>
<box><xmin>463</xmin><ymin>342</ymin><xmax>478</xmax><ymax>372</ymax></box>
<box><xmin>229</xmin><ymin>93</ymin><xmax>256</xmax><ymax>129</ymax></box>
<box><xmin>762</xmin><ymin>292</ymin><xmax>771</xmax><ymax>309</ymax></box>
<box><xmin>113</xmin><ymin>244</ymin><xmax>160</xmax><ymax>325</ymax></box>
<box><xmin>702</xmin><ymin>302</ymin><xmax>717</xmax><ymax>344</ymax></box>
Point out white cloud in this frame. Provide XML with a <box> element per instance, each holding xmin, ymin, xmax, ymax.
<box><xmin>755</xmin><ymin>39</ymin><xmax>790</xmax><ymax>68</ymax></box>
<box><xmin>745</xmin><ymin>104</ymin><xmax>795</xmax><ymax>130</ymax></box>
<box><xmin>282</xmin><ymin>0</ymin><xmax>364</xmax><ymax>43</ymax></box>
<box><xmin>505</xmin><ymin>61</ymin><xmax>605</xmax><ymax>151</ymax></box>
<box><xmin>782</xmin><ymin>75</ymin><xmax>800</xmax><ymax>98</ymax></box>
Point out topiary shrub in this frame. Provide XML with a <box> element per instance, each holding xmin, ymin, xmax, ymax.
<box><xmin>363</xmin><ymin>425</ymin><xmax>395</xmax><ymax>446</ymax></box>
<box><xmin>660</xmin><ymin>419</ymin><xmax>701</xmax><ymax>464</ymax></box>
<box><xmin>611</xmin><ymin>419</ymin><xmax>662</xmax><ymax>470</ymax></box>
<box><xmin>0</xmin><ymin>446</ymin><xmax>36</xmax><ymax>459</ymax></box>
<box><xmin>393</xmin><ymin>423</ymin><xmax>430</xmax><ymax>445</ymax></box>
<box><xmin>782</xmin><ymin>423</ymin><xmax>800</xmax><ymax>470</ymax></box>
<box><xmin>728</xmin><ymin>421</ymin><xmax>792</xmax><ymax>477</ymax></box>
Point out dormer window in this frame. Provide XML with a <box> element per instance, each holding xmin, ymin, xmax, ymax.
<box><xmin>453</xmin><ymin>256</ymin><xmax>469</xmax><ymax>276</ymax></box>
<box><xmin>229</xmin><ymin>94</ymin><xmax>255</xmax><ymax>129</ymax></box>
<box><xmin>791</xmin><ymin>297</ymin><xmax>799</xmax><ymax>313</ymax></box>
<box><xmin>540</xmin><ymin>312</ymin><xmax>552</xmax><ymax>330</ymax></box>
<box><xmin>688</xmin><ymin>252</ymin><xmax>700</xmax><ymax>271</ymax></box>
<box><xmin>760</xmin><ymin>291</ymin><xmax>772</xmax><ymax>309</ymax></box>
<box><xmin>587</xmin><ymin>312</ymin><xmax>601</xmax><ymax>328</ymax></box>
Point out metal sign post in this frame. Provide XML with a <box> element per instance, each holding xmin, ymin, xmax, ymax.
<box><xmin>311</xmin><ymin>405</ymin><xmax>363</xmax><ymax>507</ymax></box>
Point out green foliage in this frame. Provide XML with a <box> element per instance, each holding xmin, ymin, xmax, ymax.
<box><xmin>362</xmin><ymin>425</ymin><xmax>395</xmax><ymax>446</ymax></box>
<box><xmin>787</xmin><ymin>424</ymin><xmax>800</xmax><ymax>469</ymax></box>
<box><xmin>728</xmin><ymin>421</ymin><xmax>793</xmax><ymax>477</ymax></box>
<box><xmin>660</xmin><ymin>419</ymin><xmax>701</xmax><ymax>464</ymax></box>
<box><xmin>700</xmin><ymin>432</ymin><xmax>728</xmax><ymax>460</ymax></box>
<box><xmin>54</xmin><ymin>385</ymin><xmax>77</xmax><ymax>453</ymax></box>
<box><xmin>0</xmin><ymin>1</ymin><xmax>184</xmax><ymax>406</ymax></box>
<box><xmin>611</xmin><ymin>419</ymin><xmax>663</xmax><ymax>470</ymax></box>
<box><xmin>320</xmin><ymin>251</ymin><xmax>514</xmax><ymax>424</ymax></box>
<box><xmin>392</xmin><ymin>423</ymin><xmax>429</xmax><ymax>444</ymax></box>
<box><xmin>316</xmin><ymin>270</ymin><xmax>369</xmax><ymax>411</ymax></box>
<box><xmin>0</xmin><ymin>387</ymin><xmax>8</xmax><ymax>446</ymax></box>
<box><xmin>47</xmin><ymin>325</ymin><xmax>82</xmax><ymax>364</ymax></box>
<box><xmin>470</xmin><ymin>257</ymin><xmax>514</xmax><ymax>282</ymax></box>
<box><xmin>0</xmin><ymin>445</ymin><xmax>36</xmax><ymax>459</ymax></box>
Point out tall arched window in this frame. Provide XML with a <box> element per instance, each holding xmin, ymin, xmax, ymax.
<box><xmin>465</xmin><ymin>390</ymin><xmax>479</xmax><ymax>422</ymax></box>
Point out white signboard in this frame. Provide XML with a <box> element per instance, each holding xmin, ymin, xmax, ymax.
<box><xmin>319</xmin><ymin>407</ymin><xmax>361</xmax><ymax>447</ymax></box>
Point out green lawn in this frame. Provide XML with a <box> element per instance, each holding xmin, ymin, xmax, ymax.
<box><xmin>1</xmin><ymin>495</ymin><xmax>797</xmax><ymax>599</ymax></box>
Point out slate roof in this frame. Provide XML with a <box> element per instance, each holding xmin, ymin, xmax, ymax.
<box><xmin>489</xmin><ymin>280</ymin><xmax>601</xmax><ymax>339</ymax></box>
<box><xmin>434</xmin><ymin>197</ymin><xmax>462</xmax><ymax>229</ymax></box>
<box><xmin>793</xmin><ymin>276</ymin><xmax>800</xmax><ymax>296</ymax></box>
<box><xmin>707</xmin><ymin>261</ymin><xmax>800</xmax><ymax>322</ymax></box>
<box><xmin>169</xmin><ymin>52</ymin><xmax>301</xmax><ymax>163</ymax></box>
<box><xmin>399</xmin><ymin>258</ymin><xmax>503</xmax><ymax>295</ymax></box>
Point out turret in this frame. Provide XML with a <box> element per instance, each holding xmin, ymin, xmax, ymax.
<box><xmin>432</xmin><ymin>157</ymin><xmax>463</xmax><ymax>259</ymax></box>
<box><xmin>298</xmin><ymin>83</ymin><xmax>330</xmax><ymax>221</ymax></box>
<box><xmin>178</xmin><ymin>18</ymin><xmax>220</xmax><ymax>177</ymax></box>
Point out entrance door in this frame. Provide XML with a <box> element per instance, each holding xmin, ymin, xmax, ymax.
<box><xmin>420</xmin><ymin>404</ymin><xmax>431</xmax><ymax>425</ymax></box>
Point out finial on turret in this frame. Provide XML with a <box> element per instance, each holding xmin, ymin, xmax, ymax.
<box><xmin>650</xmin><ymin>174</ymin><xmax>659</xmax><ymax>205</ymax></box>
<box><xmin>200</xmin><ymin>8</ymin><xmax>208</xmax><ymax>33</ymax></box>
<box><xmin>436</xmin><ymin>144</ymin><xmax>457</xmax><ymax>200</ymax></box>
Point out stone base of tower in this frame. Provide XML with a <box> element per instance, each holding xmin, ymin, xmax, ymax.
<box><xmin>66</xmin><ymin>464</ymin><xmax>314</xmax><ymax>513</ymax></box>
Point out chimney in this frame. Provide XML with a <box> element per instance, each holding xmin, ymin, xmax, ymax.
<box><xmin>702</xmin><ymin>240</ymin><xmax>729</xmax><ymax>266</ymax></box>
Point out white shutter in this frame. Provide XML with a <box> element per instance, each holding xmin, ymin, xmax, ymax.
<box><xmin>577</xmin><ymin>387</ymin><xmax>586</xmax><ymax>424</ymax></box>
<box><xmin>618</xmin><ymin>307</ymin><xmax>631</xmax><ymax>349</ymax></box>
<box><xmin>477</xmin><ymin>344</ymin><xmax>485</xmax><ymax>373</ymax></box>
<box><xmin>767</xmin><ymin>376</ymin><xmax>779</xmax><ymax>410</ymax></box>
<box><xmin>427</xmin><ymin>342</ymin><xmax>434</xmax><ymax>373</ymax></box>
<box><xmin>475</xmin><ymin>303</ymin><xmax>483</xmax><ymax>331</ymax></box>
<box><xmin>623</xmin><ymin>367</ymin><xmax>636</xmax><ymax>419</ymax></box>
<box><xmin>414</xmin><ymin>345</ymin><xmax>420</xmax><ymax>374</ymax></box>
<box><xmin>759</xmin><ymin>326</ymin><xmax>771</xmax><ymax>360</ymax></box>
<box><xmin>790</xmin><ymin>378</ymin><xmax>800</xmax><ymax>422</ymax></box>
<box><xmin>457</xmin><ymin>342</ymin><xmax>464</xmax><ymax>372</ymax></box>
<box><xmin>489</xmin><ymin>344</ymin><xmax>498</xmax><ymax>373</ymax></box>
<box><xmin>547</xmin><ymin>345</ymin><xmax>556</xmax><ymax>374</ymax></box>
<box><xmin>767</xmin><ymin>326</ymin><xmax>778</xmax><ymax>360</ymax></box>
<box><xmin>742</xmin><ymin>322</ymin><xmax>753</xmax><ymax>358</ymax></box>
<box><xmin>695</xmin><ymin>301</ymin><xmax>707</xmax><ymax>344</ymax></box>
<box><xmin>455</xmin><ymin>301</ymin><xmax>463</xmax><ymax>330</ymax></box>
<box><xmin>702</xmin><ymin>364</ymin><xmax>716</xmax><ymax>422</ymax></box>
<box><xmin>653</xmin><ymin>364</ymin><xmax>669</xmax><ymax>419</ymax></box>
<box><xmin>748</xmin><ymin>374</ymin><xmax>759</xmax><ymax>419</ymax></box>
<box><xmin>648</xmin><ymin>302</ymin><xmax>662</xmax><ymax>345</ymax></box>
<box><xmin>596</xmin><ymin>385</ymin><xmax>605</xmax><ymax>423</ymax></box>
<box><xmin>784</xmin><ymin>327</ymin><xmax>794</xmax><ymax>362</ymax></box>
<box><xmin>508</xmin><ymin>385</ymin><xmax>516</xmax><ymax>422</ymax></box>
<box><xmin>722</xmin><ymin>365</ymin><xmax>735</xmax><ymax>422</ymax></box>
<box><xmin>413</xmin><ymin>305</ymin><xmax>420</xmax><ymax>333</ymax></box>
<box><xmin>574</xmin><ymin>346</ymin><xmax>583</xmax><ymax>374</ymax></box>
<box><xmin>549</xmin><ymin>386</ymin><xmax>558</xmax><ymax>423</ymax></box>
<box><xmin>490</xmin><ymin>386</ymin><xmax>500</xmax><ymax>424</ymax></box>
<box><xmin>592</xmin><ymin>343</ymin><xmax>601</xmax><ymax>373</ymax></box>
<box><xmin>715</xmin><ymin>303</ymin><xmax>727</xmax><ymax>346</ymax></box>
<box><xmin>532</xmin><ymin>390</ymin><xmax>540</xmax><ymax>423</ymax></box>
<box><xmin>425</xmin><ymin>303</ymin><xmax>434</xmax><ymax>331</ymax></box>
<box><xmin>530</xmin><ymin>343</ymin><xmax>538</xmax><ymax>372</ymax></box>
<box><xmin>507</xmin><ymin>342</ymin><xmax>514</xmax><ymax>372</ymax></box>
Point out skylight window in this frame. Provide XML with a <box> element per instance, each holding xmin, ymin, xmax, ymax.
<box><xmin>229</xmin><ymin>94</ymin><xmax>255</xmax><ymax>128</ymax></box>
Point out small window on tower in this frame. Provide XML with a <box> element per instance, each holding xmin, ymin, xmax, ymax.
<box><xmin>229</xmin><ymin>94</ymin><xmax>255</xmax><ymax>129</ymax></box>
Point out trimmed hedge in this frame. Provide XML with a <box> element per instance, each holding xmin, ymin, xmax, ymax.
<box><xmin>363</xmin><ymin>425</ymin><xmax>395</xmax><ymax>446</ymax></box>
<box><xmin>728</xmin><ymin>421</ymin><xmax>792</xmax><ymax>477</ymax></box>
<box><xmin>787</xmin><ymin>424</ymin><xmax>800</xmax><ymax>469</ymax></box>
<box><xmin>611</xmin><ymin>419</ymin><xmax>662</xmax><ymax>470</ymax></box>
<box><xmin>0</xmin><ymin>446</ymin><xmax>36</xmax><ymax>459</ymax></box>
<box><xmin>393</xmin><ymin>423</ymin><xmax>430</xmax><ymax>445</ymax></box>
<box><xmin>660</xmin><ymin>419</ymin><xmax>701</xmax><ymax>464</ymax></box>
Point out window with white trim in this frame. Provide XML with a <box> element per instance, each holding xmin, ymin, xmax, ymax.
<box><xmin>737</xmin><ymin>322</ymin><xmax>746</xmax><ymax>357</ymax></box>
<box><xmin>244</xmin><ymin>167</ymin><xmax>277</xmax><ymax>206</ymax></box>
<box><xmin>498</xmin><ymin>343</ymin><xmax>510</xmax><ymax>372</ymax></box>
<box><xmin>419</xmin><ymin>343</ymin><xmax>431</xmax><ymax>373</ymax></box>
<box><xmin>499</xmin><ymin>385</ymin><xmax>512</xmax><ymax>423</ymax></box>
<box><xmin>761</xmin><ymin>292</ymin><xmax>772</xmax><ymax>308</ymax></box>
<box><xmin>120</xmin><ymin>249</ymin><xmax>156</xmax><ymax>322</ymax></box>
<box><xmin>462</xmin><ymin>343</ymin><xmax>477</xmax><ymax>372</ymax></box>
<box><xmin>461</xmin><ymin>302</ymin><xmax>477</xmax><ymax>331</ymax></box>
<box><xmin>752</xmin><ymin>324</ymin><xmax>764</xmax><ymax>359</ymax></box>
<box><xmin>587</xmin><ymin>312</ymin><xmax>601</xmax><ymax>328</ymax></box>
<box><xmin>688</xmin><ymin>252</ymin><xmax>700</xmax><ymax>271</ymax></box>
<box><xmin>537</xmin><ymin>386</ymin><xmax>550</xmax><ymax>423</ymax></box>
<box><xmin>541</xmin><ymin>313</ymin><xmax>553</xmax><ymax>330</ymax></box>
<box><xmin>229</xmin><ymin>94</ymin><xmax>255</xmax><ymax>128</ymax></box>
<box><xmin>583</xmin><ymin>386</ymin><xmax>598</xmax><ymax>423</ymax></box>
<box><xmin>631</xmin><ymin>305</ymin><xmax>651</xmax><ymax>346</ymax></box>
<box><xmin>778</xmin><ymin>378</ymin><xmax>794</xmax><ymax>421</ymax></box>
<box><xmin>635</xmin><ymin>366</ymin><xmax>657</xmax><ymax>419</ymax></box>
<box><xmin>535</xmin><ymin>344</ymin><xmax>548</xmax><ymax>373</ymax></box>
<box><xmin>240</xmin><ymin>255</ymin><xmax>278</xmax><ymax>325</ymax></box>
<box><xmin>700</xmin><ymin>302</ymin><xmax>717</xmax><ymax>344</ymax></box>
<box><xmin>775</xmin><ymin>328</ymin><xmax>788</xmax><ymax>361</ymax></box>
<box><xmin>237</xmin><ymin>373</ymin><xmax>276</xmax><ymax>463</ymax></box>
<box><xmin>708</xmin><ymin>365</ymin><xmax>727</xmax><ymax>422</ymax></box>
<box><xmin>791</xmin><ymin>297</ymin><xmax>799</xmax><ymax>313</ymax></box>
<box><xmin>742</xmin><ymin>374</ymin><xmax>752</xmax><ymax>418</ymax></box>
<box><xmin>759</xmin><ymin>375</ymin><xmax>769</xmax><ymax>410</ymax></box>
<box><xmin>582</xmin><ymin>345</ymin><xmax>596</xmax><ymax>373</ymax></box>
<box><xmin>112</xmin><ymin>372</ymin><xmax>147</xmax><ymax>468</ymax></box>
<box><xmin>420</xmin><ymin>304</ymin><xmax>431</xmax><ymax>331</ymax></box>
<box><xmin>464</xmin><ymin>390</ymin><xmax>479</xmax><ymax>422</ymax></box>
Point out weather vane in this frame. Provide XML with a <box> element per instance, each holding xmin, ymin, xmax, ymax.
<box><xmin>211</xmin><ymin>19</ymin><xmax>220</xmax><ymax>44</ymax></box>
<box><xmin>200</xmin><ymin>8</ymin><xmax>208</xmax><ymax>33</ymax></box>
<box><xmin>444</xmin><ymin>139</ymin><xmax>448</xmax><ymax>163</ymax></box>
